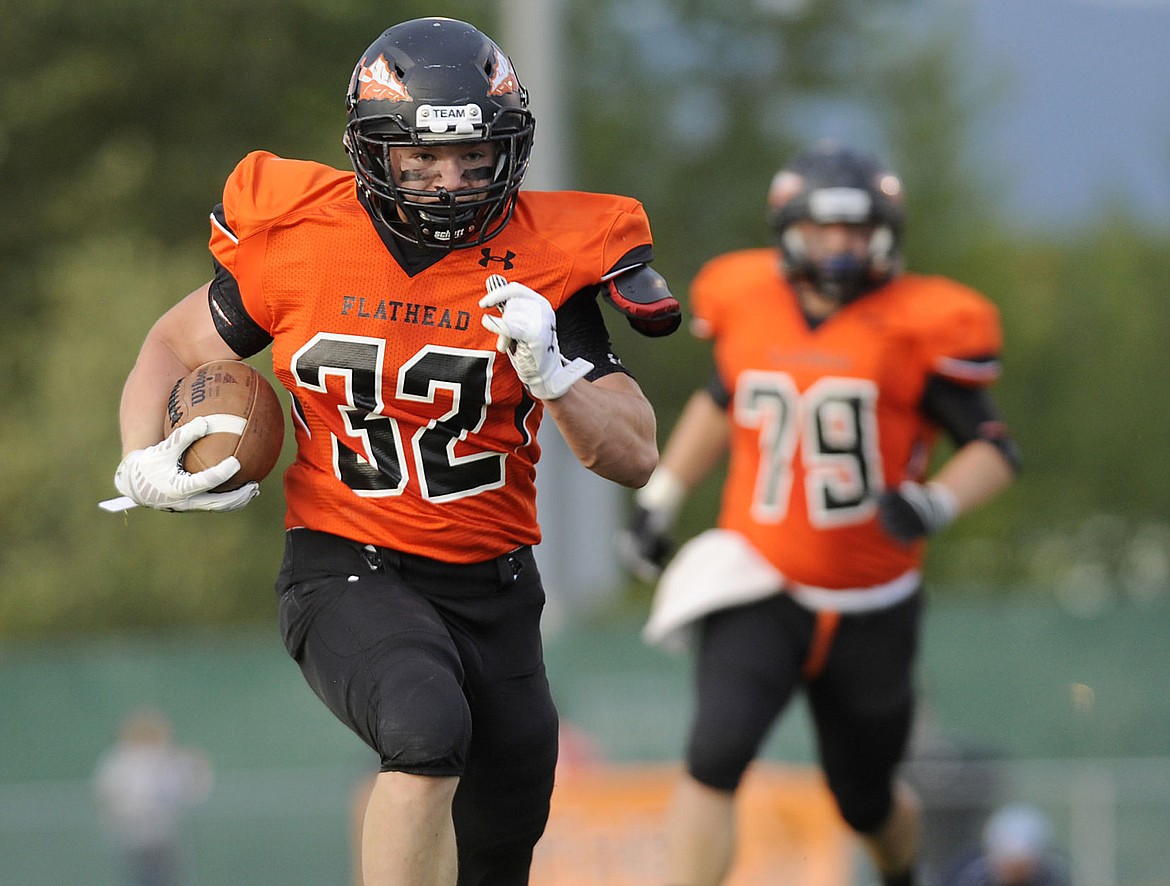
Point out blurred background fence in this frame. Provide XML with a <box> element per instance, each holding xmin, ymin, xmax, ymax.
<box><xmin>2</xmin><ymin>595</ymin><xmax>1168</xmax><ymax>885</ymax></box>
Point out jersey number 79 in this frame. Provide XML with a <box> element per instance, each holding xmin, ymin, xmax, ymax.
<box><xmin>735</xmin><ymin>371</ymin><xmax>883</xmax><ymax>529</ymax></box>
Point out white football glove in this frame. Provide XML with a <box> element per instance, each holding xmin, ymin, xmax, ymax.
<box><xmin>113</xmin><ymin>416</ymin><xmax>259</xmax><ymax>513</ymax></box>
<box><xmin>479</xmin><ymin>280</ymin><xmax>593</xmax><ymax>400</ymax></box>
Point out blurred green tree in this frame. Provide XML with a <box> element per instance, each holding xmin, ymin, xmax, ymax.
<box><xmin>1</xmin><ymin>0</ymin><xmax>1167</xmax><ymax>636</ymax></box>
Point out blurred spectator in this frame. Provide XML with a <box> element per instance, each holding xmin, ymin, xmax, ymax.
<box><xmin>902</xmin><ymin>716</ymin><xmax>1007</xmax><ymax>885</ymax></box>
<box><xmin>946</xmin><ymin>803</ymin><xmax>1069</xmax><ymax>886</ymax></box>
<box><xmin>92</xmin><ymin>707</ymin><xmax>214</xmax><ymax>886</ymax></box>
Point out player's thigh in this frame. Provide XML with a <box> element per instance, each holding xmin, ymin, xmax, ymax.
<box><xmin>277</xmin><ymin>531</ymin><xmax>471</xmax><ymax>773</ymax></box>
<box><xmin>807</xmin><ymin>594</ymin><xmax>922</xmax><ymax>829</ymax></box>
<box><xmin>455</xmin><ymin>554</ymin><xmax>557</xmax><ymax>776</ymax></box>
<box><xmin>687</xmin><ymin>594</ymin><xmax>807</xmax><ymax>790</ymax></box>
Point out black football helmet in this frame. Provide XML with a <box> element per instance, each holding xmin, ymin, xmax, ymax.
<box><xmin>343</xmin><ymin>18</ymin><xmax>535</xmax><ymax>249</ymax></box>
<box><xmin>767</xmin><ymin>141</ymin><xmax>905</xmax><ymax>303</ymax></box>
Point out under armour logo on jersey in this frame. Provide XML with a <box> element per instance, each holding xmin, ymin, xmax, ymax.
<box><xmin>479</xmin><ymin>248</ymin><xmax>516</xmax><ymax>270</ymax></box>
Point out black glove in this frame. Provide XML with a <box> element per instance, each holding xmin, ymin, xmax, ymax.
<box><xmin>877</xmin><ymin>481</ymin><xmax>957</xmax><ymax>543</ymax></box>
<box><xmin>617</xmin><ymin>505</ymin><xmax>675</xmax><ymax>581</ymax></box>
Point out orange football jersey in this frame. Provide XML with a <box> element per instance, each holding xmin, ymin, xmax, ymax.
<box><xmin>210</xmin><ymin>151</ymin><xmax>653</xmax><ymax>562</ymax></box>
<box><xmin>691</xmin><ymin>248</ymin><xmax>1002</xmax><ymax>590</ymax></box>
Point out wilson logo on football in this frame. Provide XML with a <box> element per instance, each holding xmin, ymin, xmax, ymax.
<box><xmin>487</xmin><ymin>48</ymin><xmax>520</xmax><ymax>96</ymax></box>
<box><xmin>356</xmin><ymin>54</ymin><xmax>412</xmax><ymax>102</ymax></box>
<box><xmin>416</xmin><ymin>104</ymin><xmax>482</xmax><ymax>135</ymax></box>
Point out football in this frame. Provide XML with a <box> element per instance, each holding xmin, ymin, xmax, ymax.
<box><xmin>164</xmin><ymin>360</ymin><xmax>285</xmax><ymax>492</ymax></box>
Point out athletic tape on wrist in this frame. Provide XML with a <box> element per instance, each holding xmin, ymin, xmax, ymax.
<box><xmin>925</xmin><ymin>481</ymin><xmax>959</xmax><ymax>528</ymax></box>
<box><xmin>636</xmin><ymin>468</ymin><xmax>686</xmax><ymax>520</ymax></box>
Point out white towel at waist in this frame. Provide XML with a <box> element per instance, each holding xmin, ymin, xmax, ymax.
<box><xmin>642</xmin><ymin>528</ymin><xmax>921</xmax><ymax>653</ymax></box>
<box><xmin>642</xmin><ymin>529</ymin><xmax>783</xmax><ymax>653</ymax></box>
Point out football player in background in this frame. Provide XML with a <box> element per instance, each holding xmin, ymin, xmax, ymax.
<box><xmin>619</xmin><ymin>141</ymin><xmax>1019</xmax><ymax>886</ymax></box>
<box><xmin>111</xmin><ymin>17</ymin><xmax>679</xmax><ymax>886</ymax></box>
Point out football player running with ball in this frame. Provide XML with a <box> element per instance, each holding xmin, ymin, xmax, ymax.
<box><xmin>619</xmin><ymin>141</ymin><xmax>1019</xmax><ymax>886</ymax></box>
<box><xmin>111</xmin><ymin>18</ymin><xmax>679</xmax><ymax>886</ymax></box>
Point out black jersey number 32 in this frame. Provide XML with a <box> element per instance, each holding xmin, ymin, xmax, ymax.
<box><xmin>291</xmin><ymin>333</ymin><xmax>505</xmax><ymax>503</ymax></box>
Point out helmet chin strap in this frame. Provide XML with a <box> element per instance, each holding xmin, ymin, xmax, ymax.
<box><xmin>810</xmin><ymin>253</ymin><xmax>867</xmax><ymax>303</ymax></box>
<box><xmin>417</xmin><ymin>191</ymin><xmax>479</xmax><ymax>240</ymax></box>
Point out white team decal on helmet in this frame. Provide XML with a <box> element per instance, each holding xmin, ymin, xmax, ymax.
<box><xmin>415</xmin><ymin>104</ymin><xmax>483</xmax><ymax>134</ymax></box>
<box><xmin>808</xmin><ymin>187</ymin><xmax>873</xmax><ymax>223</ymax></box>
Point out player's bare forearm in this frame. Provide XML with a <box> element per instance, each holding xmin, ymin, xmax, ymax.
<box><xmin>119</xmin><ymin>283</ymin><xmax>241</xmax><ymax>454</ymax></box>
<box><xmin>929</xmin><ymin>439</ymin><xmax>1017</xmax><ymax>515</ymax></box>
<box><xmin>544</xmin><ymin>373</ymin><xmax>658</xmax><ymax>487</ymax></box>
<box><xmin>658</xmin><ymin>389</ymin><xmax>731</xmax><ymax>491</ymax></box>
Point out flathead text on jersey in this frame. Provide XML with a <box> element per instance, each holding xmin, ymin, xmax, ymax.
<box><xmin>340</xmin><ymin>295</ymin><xmax>472</xmax><ymax>330</ymax></box>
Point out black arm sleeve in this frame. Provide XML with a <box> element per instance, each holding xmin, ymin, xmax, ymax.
<box><xmin>921</xmin><ymin>375</ymin><xmax>1022</xmax><ymax>473</ymax></box>
<box><xmin>207</xmin><ymin>204</ymin><xmax>273</xmax><ymax>358</ymax></box>
<box><xmin>208</xmin><ymin>259</ymin><xmax>273</xmax><ymax>358</ymax></box>
<box><xmin>555</xmin><ymin>286</ymin><xmax>631</xmax><ymax>381</ymax></box>
<box><xmin>705</xmin><ymin>370</ymin><xmax>732</xmax><ymax>410</ymax></box>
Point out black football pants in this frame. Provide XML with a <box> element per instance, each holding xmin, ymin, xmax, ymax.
<box><xmin>276</xmin><ymin>527</ymin><xmax>559</xmax><ymax>886</ymax></box>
